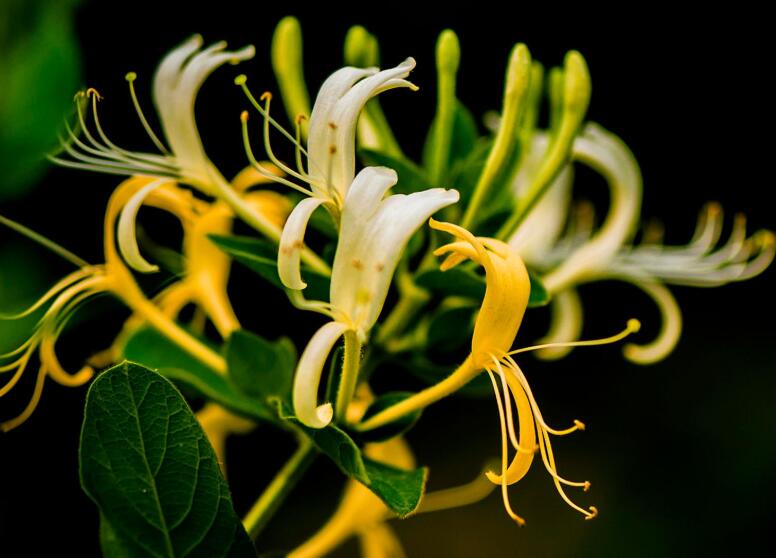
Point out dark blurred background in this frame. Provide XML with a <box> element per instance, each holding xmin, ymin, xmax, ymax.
<box><xmin>1</xmin><ymin>2</ymin><xmax>774</xmax><ymax>557</ymax></box>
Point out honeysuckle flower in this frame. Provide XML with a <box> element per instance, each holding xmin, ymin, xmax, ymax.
<box><xmin>357</xmin><ymin>220</ymin><xmax>640</xmax><ymax>524</ymax></box>
<box><xmin>0</xmin><ymin>178</ymin><xmax>227</xmax><ymax>431</ymax></box>
<box><xmin>507</xmin><ymin>123</ymin><xmax>774</xmax><ymax>363</ymax></box>
<box><xmin>237</xmin><ymin>58</ymin><xmax>417</xmax><ymax>289</ymax></box>
<box><xmin>49</xmin><ymin>35</ymin><xmax>300</xmax><ymax>273</ymax></box>
<box><xmin>291</xmin><ymin>166</ymin><xmax>458</xmax><ymax>428</ymax></box>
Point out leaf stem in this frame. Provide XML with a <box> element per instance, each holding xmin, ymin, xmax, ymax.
<box><xmin>243</xmin><ymin>438</ymin><xmax>316</xmax><ymax>540</ymax></box>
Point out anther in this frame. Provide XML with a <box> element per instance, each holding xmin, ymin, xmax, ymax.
<box><xmin>240</xmin><ymin>110</ymin><xmax>249</xmax><ymax>123</ymax></box>
<box><xmin>86</xmin><ymin>88</ymin><xmax>103</xmax><ymax>100</ymax></box>
<box><xmin>295</xmin><ymin>113</ymin><xmax>307</xmax><ymax>124</ymax></box>
<box><xmin>584</xmin><ymin>506</ymin><xmax>598</xmax><ymax>520</ymax></box>
<box><xmin>573</xmin><ymin>419</ymin><xmax>586</xmax><ymax>431</ymax></box>
<box><xmin>583</xmin><ymin>481</ymin><xmax>591</xmax><ymax>492</ymax></box>
<box><xmin>260</xmin><ymin>91</ymin><xmax>273</xmax><ymax>102</ymax></box>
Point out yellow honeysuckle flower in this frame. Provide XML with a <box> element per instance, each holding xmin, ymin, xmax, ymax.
<box><xmin>0</xmin><ymin>177</ymin><xmax>227</xmax><ymax>431</ymax></box>
<box><xmin>357</xmin><ymin>219</ymin><xmax>640</xmax><ymax>525</ymax></box>
<box><xmin>508</xmin><ymin>123</ymin><xmax>774</xmax><ymax>363</ymax></box>
<box><xmin>291</xmin><ymin>167</ymin><xmax>458</xmax><ymax>428</ymax></box>
<box><xmin>237</xmin><ymin>58</ymin><xmax>417</xmax><ymax>290</ymax></box>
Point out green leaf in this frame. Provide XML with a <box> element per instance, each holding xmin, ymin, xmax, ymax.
<box><xmin>0</xmin><ymin>0</ymin><xmax>82</xmax><ymax>199</ymax></box>
<box><xmin>528</xmin><ymin>271</ymin><xmax>551</xmax><ymax>307</ymax></box>
<box><xmin>357</xmin><ymin>392</ymin><xmax>423</xmax><ymax>443</ymax></box>
<box><xmin>80</xmin><ymin>362</ymin><xmax>257</xmax><ymax>558</ymax></box>
<box><xmin>208</xmin><ymin>234</ymin><xmax>330</xmax><ymax>301</ymax></box>
<box><xmin>99</xmin><ymin>516</ymin><xmax>131</xmax><ymax>558</ymax></box>
<box><xmin>358</xmin><ymin>148</ymin><xmax>431</xmax><ymax>193</ymax></box>
<box><xmin>415</xmin><ymin>268</ymin><xmax>550</xmax><ymax>307</ymax></box>
<box><xmin>273</xmin><ymin>401</ymin><xmax>426</xmax><ymax>517</ymax></box>
<box><xmin>121</xmin><ymin>326</ymin><xmax>273</xmax><ymax>422</ymax></box>
<box><xmin>415</xmin><ymin>268</ymin><xmax>485</xmax><ymax>300</ymax></box>
<box><xmin>226</xmin><ymin>329</ymin><xmax>296</xmax><ymax>405</ymax></box>
<box><xmin>427</xmin><ymin>305</ymin><xmax>477</xmax><ymax>353</ymax></box>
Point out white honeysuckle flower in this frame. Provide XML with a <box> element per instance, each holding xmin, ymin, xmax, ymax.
<box><xmin>292</xmin><ymin>166</ymin><xmax>459</xmax><ymax>428</ymax></box>
<box><xmin>53</xmin><ymin>34</ymin><xmax>254</xmax><ymax>190</ymax></box>
<box><xmin>51</xmin><ymin>35</ymin><xmax>281</xmax><ymax>275</ymax></box>
<box><xmin>507</xmin><ymin>123</ymin><xmax>774</xmax><ymax>364</ymax></box>
<box><xmin>247</xmin><ymin>59</ymin><xmax>419</xmax><ymax>290</ymax></box>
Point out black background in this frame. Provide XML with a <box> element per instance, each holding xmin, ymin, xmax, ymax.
<box><xmin>1</xmin><ymin>2</ymin><xmax>774</xmax><ymax>557</ymax></box>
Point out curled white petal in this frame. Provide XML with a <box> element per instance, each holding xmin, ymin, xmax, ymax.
<box><xmin>535</xmin><ymin>289</ymin><xmax>583</xmax><ymax>361</ymax></box>
<box><xmin>117</xmin><ymin>179</ymin><xmax>170</xmax><ymax>273</ymax></box>
<box><xmin>293</xmin><ymin>321</ymin><xmax>349</xmax><ymax>428</ymax></box>
<box><xmin>307</xmin><ymin>59</ymin><xmax>416</xmax><ymax>199</ymax></box>
<box><xmin>331</xmin><ymin>166</ymin><xmax>459</xmax><ymax>332</ymax></box>
<box><xmin>621</xmin><ymin>279</ymin><xmax>682</xmax><ymax>364</ymax></box>
<box><xmin>544</xmin><ymin>123</ymin><xmax>642</xmax><ymax>293</ymax></box>
<box><xmin>153</xmin><ymin>36</ymin><xmax>255</xmax><ymax>185</ymax></box>
<box><xmin>509</xmin><ymin>133</ymin><xmax>573</xmax><ymax>264</ymax></box>
<box><xmin>278</xmin><ymin>197</ymin><xmax>327</xmax><ymax>290</ymax></box>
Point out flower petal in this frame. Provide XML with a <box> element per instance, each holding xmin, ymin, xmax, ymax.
<box><xmin>293</xmin><ymin>321</ymin><xmax>349</xmax><ymax>428</ymax></box>
<box><xmin>278</xmin><ymin>197</ymin><xmax>327</xmax><ymax>290</ymax></box>
<box><xmin>153</xmin><ymin>36</ymin><xmax>255</xmax><ymax>185</ymax></box>
<box><xmin>331</xmin><ymin>168</ymin><xmax>458</xmax><ymax>332</ymax></box>
<box><xmin>117</xmin><ymin>178</ymin><xmax>171</xmax><ymax>273</ymax></box>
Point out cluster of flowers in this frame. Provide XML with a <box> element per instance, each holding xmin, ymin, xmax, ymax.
<box><xmin>1</xmin><ymin>17</ymin><xmax>772</xmax><ymax>556</ymax></box>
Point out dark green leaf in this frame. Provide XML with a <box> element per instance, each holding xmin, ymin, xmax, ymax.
<box><xmin>415</xmin><ymin>268</ymin><xmax>486</xmax><ymax>300</ymax></box>
<box><xmin>357</xmin><ymin>392</ymin><xmax>423</xmax><ymax>442</ymax></box>
<box><xmin>273</xmin><ymin>400</ymin><xmax>426</xmax><ymax>517</ymax></box>
<box><xmin>415</xmin><ymin>268</ymin><xmax>550</xmax><ymax>307</ymax></box>
<box><xmin>80</xmin><ymin>362</ymin><xmax>256</xmax><ymax>557</ymax></box>
<box><xmin>100</xmin><ymin>516</ymin><xmax>132</xmax><ymax>558</ymax></box>
<box><xmin>122</xmin><ymin>326</ymin><xmax>272</xmax><ymax>422</ymax></box>
<box><xmin>209</xmin><ymin>234</ymin><xmax>330</xmax><ymax>301</ymax></box>
<box><xmin>528</xmin><ymin>270</ymin><xmax>551</xmax><ymax>307</ymax></box>
<box><xmin>427</xmin><ymin>305</ymin><xmax>477</xmax><ymax>353</ymax></box>
<box><xmin>358</xmin><ymin>148</ymin><xmax>432</xmax><ymax>193</ymax></box>
<box><xmin>226</xmin><ymin>329</ymin><xmax>296</xmax><ymax>405</ymax></box>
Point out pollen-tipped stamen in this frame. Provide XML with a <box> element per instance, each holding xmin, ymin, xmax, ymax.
<box><xmin>125</xmin><ymin>71</ymin><xmax>170</xmax><ymax>154</ymax></box>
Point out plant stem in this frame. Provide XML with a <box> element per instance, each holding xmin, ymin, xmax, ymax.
<box><xmin>243</xmin><ymin>438</ymin><xmax>316</xmax><ymax>540</ymax></box>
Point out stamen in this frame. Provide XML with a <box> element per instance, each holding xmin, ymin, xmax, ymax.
<box><xmin>0</xmin><ymin>214</ymin><xmax>89</xmax><ymax>268</ymax></box>
<box><xmin>490</xmin><ymin>356</ymin><xmax>537</xmax><ymax>454</ymax></box>
<box><xmin>0</xmin><ymin>268</ymin><xmax>95</xmax><ymax>320</ymax></box>
<box><xmin>508</xmin><ymin>319</ymin><xmax>641</xmax><ymax>357</ymax></box>
<box><xmin>294</xmin><ymin>114</ymin><xmax>307</xmax><ymax>174</ymax></box>
<box><xmin>125</xmin><ymin>71</ymin><xmax>170</xmax><ymax>154</ymax></box>
<box><xmin>0</xmin><ymin>367</ymin><xmax>47</xmax><ymax>432</ymax></box>
<box><xmin>502</xmin><ymin>354</ymin><xmax>583</xmax><ymax>436</ymax></box>
<box><xmin>536</xmin><ymin>427</ymin><xmax>597</xmax><ymax>519</ymax></box>
<box><xmin>239</xmin><ymin>112</ymin><xmax>315</xmax><ymax>196</ymax></box>
<box><xmin>259</xmin><ymin>91</ymin><xmax>314</xmax><ymax>184</ymax></box>
<box><xmin>485</xmin><ymin>369</ymin><xmax>526</xmax><ymax>526</ymax></box>
<box><xmin>235</xmin><ymin>75</ymin><xmax>309</xmax><ymax>155</ymax></box>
